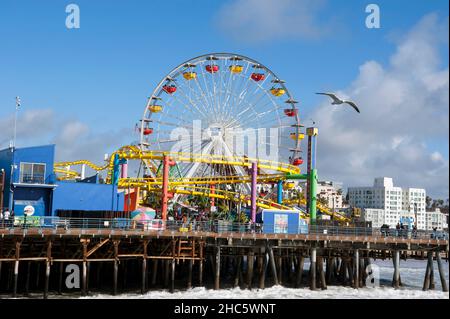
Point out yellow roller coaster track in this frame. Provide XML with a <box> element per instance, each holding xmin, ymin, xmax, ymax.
<box><xmin>54</xmin><ymin>145</ymin><xmax>349</xmax><ymax>222</ymax></box>
<box><xmin>54</xmin><ymin>146</ymin><xmax>300</xmax><ymax>179</ymax></box>
<box><xmin>143</xmin><ymin>185</ymin><xmax>305</xmax><ymax>216</ymax></box>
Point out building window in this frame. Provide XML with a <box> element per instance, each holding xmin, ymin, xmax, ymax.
<box><xmin>19</xmin><ymin>162</ymin><xmax>46</xmax><ymax>184</ymax></box>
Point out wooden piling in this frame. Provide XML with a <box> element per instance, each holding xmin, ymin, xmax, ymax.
<box><xmin>347</xmin><ymin>258</ymin><xmax>354</xmax><ymax>287</ymax></box>
<box><xmin>113</xmin><ymin>241</ymin><xmax>119</xmax><ymax>295</ymax></box>
<box><xmin>296</xmin><ymin>255</ymin><xmax>304</xmax><ymax>288</ymax></box>
<box><xmin>310</xmin><ymin>248</ymin><xmax>317</xmax><ymax>290</ymax></box>
<box><xmin>141</xmin><ymin>258</ymin><xmax>147</xmax><ymax>294</ymax></box>
<box><xmin>43</xmin><ymin>239</ymin><xmax>52</xmax><ymax>299</ymax></box>
<box><xmin>423</xmin><ymin>252</ymin><xmax>431</xmax><ymax>291</ymax></box>
<box><xmin>198</xmin><ymin>242</ymin><xmax>203</xmax><ymax>287</ymax></box>
<box><xmin>170</xmin><ymin>258</ymin><xmax>175</xmax><ymax>293</ymax></box>
<box><xmin>24</xmin><ymin>261</ymin><xmax>31</xmax><ymax>296</ymax></box>
<box><xmin>81</xmin><ymin>240</ymin><xmax>88</xmax><ymax>296</ymax></box>
<box><xmin>429</xmin><ymin>251</ymin><xmax>435</xmax><ymax>290</ymax></box>
<box><xmin>318</xmin><ymin>256</ymin><xmax>327</xmax><ymax>290</ymax></box>
<box><xmin>58</xmin><ymin>262</ymin><xmax>63</xmax><ymax>294</ymax></box>
<box><xmin>436</xmin><ymin>251</ymin><xmax>448</xmax><ymax>292</ymax></box>
<box><xmin>44</xmin><ymin>260</ymin><xmax>51</xmax><ymax>299</ymax></box>
<box><xmin>268</xmin><ymin>246</ymin><xmax>278</xmax><ymax>285</ymax></box>
<box><xmin>151</xmin><ymin>259</ymin><xmax>158</xmax><ymax>286</ymax></box>
<box><xmin>277</xmin><ymin>248</ymin><xmax>282</xmax><ymax>285</ymax></box>
<box><xmin>214</xmin><ymin>246</ymin><xmax>220</xmax><ymax>290</ymax></box>
<box><xmin>142</xmin><ymin>241</ymin><xmax>148</xmax><ymax>294</ymax></box>
<box><xmin>187</xmin><ymin>259</ymin><xmax>193</xmax><ymax>289</ymax></box>
<box><xmin>393</xmin><ymin>250</ymin><xmax>400</xmax><ymax>289</ymax></box>
<box><xmin>13</xmin><ymin>241</ymin><xmax>20</xmax><ymax>298</ymax></box>
<box><xmin>234</xmin><ymin>256</ymin><xmax>242</xmax><ymax>288</ymax></box>
<box><xmin>259</xmin><ymin>249</ymin><xmax>267</xmax><ymax>289</ymax></box>
<box><xmin>164</xmin><ymin>260</ymin><xmax>170</xmax><ymax>288</ymax></box>
<box><xmin>354</xmin><ymin>250</ymin><xmax>359</xmax><ymax>289</ymax></box>
<box><xmin>247</xmin><ymin>250</ymin><xmax>254</xmax><ymax>290</ymax></box>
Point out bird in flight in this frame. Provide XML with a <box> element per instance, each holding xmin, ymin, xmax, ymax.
<box><xmin>316</xmin><ymin>92</ymin><xmax>360</xmax><ymax>113</ymax></box>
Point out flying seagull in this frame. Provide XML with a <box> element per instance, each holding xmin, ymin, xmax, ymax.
<box><xmin>316</xmin><ymin>92</ymin><xmax>360</xmax><ymax>113</ymax></box>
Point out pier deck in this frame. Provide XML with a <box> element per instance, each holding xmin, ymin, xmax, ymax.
<box><xmin>0</xmin><ymin>221</ymin><xmax>448</xmax><ymax>298</ymax></box>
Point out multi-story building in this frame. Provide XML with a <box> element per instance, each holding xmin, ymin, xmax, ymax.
<box><xmin>361</xmin><ymin>208</ymin><xmax>385</xmax><ymax>228</ymax></box>
<box><xmin>317</xmin><ymin>181</ymin><xmax>343</xmax><ymax>210</ymax></box>
<box><xmin>361</xmin><ymin>207</ymin><xmax>448</xmax><ymax>231</ymax></box>
<box><xmin>425</xmin><ymin>208</ymin><xmax>448</xmax><ymax>231</ymax></box>
<box><xmin>401</xmin><ymin>188</ymin><xmax>427</xmax><ymax>229</ymax></box>
<box><xmin>302</xmin><ymin>181</ymin><xmax>343</xmax><ymax>210</ymax></box>
<box><xmin>349</xmin><ymin>177</ymin><xmax>427</xmax><ymax>229</ymax></box>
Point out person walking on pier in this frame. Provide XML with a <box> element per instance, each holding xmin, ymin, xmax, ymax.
<box><xmin>412</xmin><ymin>225</ymin><xmax>417</xmax><ymax>239</ymax></box>
<box><xmin>2</xmin><ymin>208</ymin><xmax>10</xmax><ymax>228</ymax></box>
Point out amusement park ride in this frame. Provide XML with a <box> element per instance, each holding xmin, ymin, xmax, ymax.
<box><xmin>53</xmin><ymin>53</ymin><xmax>349</xmax><ymax>224</ymax></box>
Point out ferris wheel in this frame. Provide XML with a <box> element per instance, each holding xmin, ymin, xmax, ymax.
<box><xmin>137</xmin><ymin>53</ymin><xmax>304</xmax><ymax>180</ymax></box>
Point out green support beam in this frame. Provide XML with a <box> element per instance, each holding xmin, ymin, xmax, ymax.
<box><xmin>309</xmin><ymin>169</ymin><xmax>318</xmax><ymax>224</ymax></box>
<box><xmin>285</xmin><ymin>173</ymin><xmax>309</xmax><ymax>180</ymax></box>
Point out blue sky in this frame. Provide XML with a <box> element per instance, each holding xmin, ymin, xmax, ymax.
<box><xmin>0</xmin><ymin>0</ymin><xmax>448</xmax><ymax>197</ymax></box>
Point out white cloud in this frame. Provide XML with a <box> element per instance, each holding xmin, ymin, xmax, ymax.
<box><xmin>215</xmin><ymin>0</ymin><xmax>328</xmax><ymax>43</ymax></box>
<box><xmin>0</xmin><ymin>109</ymin><xmax>55</xmax><ymax>146</ymax></box>
<box><xmin>430</xmin><ymin>151</ymin><xmax>444</xmax><ymax>163</ymax></box>
<box><xmin>0</xmin><ymin>109</ymin><xmax>131</xmax><ymax>176</ymax></box>
<box><xmin>308</xmin><ymin>14</ymin><xmax>449</xmax><ymax>198</ymax></box>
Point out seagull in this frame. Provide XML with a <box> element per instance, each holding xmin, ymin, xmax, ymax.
<box><xmin>316</xmin><ymin>92</ymin><xmax>360</xmax><ymax>113</ymax></box>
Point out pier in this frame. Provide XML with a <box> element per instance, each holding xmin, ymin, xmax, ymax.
<box><xmin>0</xmin><ymin>218</ymin><xmax>448</xmax><ymax>298</ymax></box>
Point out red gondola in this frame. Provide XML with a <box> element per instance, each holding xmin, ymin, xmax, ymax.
<box><xmin>143</xmin><ymin>128</ymin><xmax>153</xmax><ymax>135</ymax></box>
<box><xmin>284</xmin><ymin>109</ymin><xmax>298</xmax><ymax>117</ymax></box>
<box><xmin>292</xmin><ymin>158</ymin><xmax>303</xmax><ymax>166</ymax></box>
<box><xmin>163</xmin><ymin>85</ymin><xmax>177</xmax><ymax>94</ymax></box>
<box><xmin>206</xmin><ymin>65</ymin><xmax>219</xmax><ymax>73</ymax></box>
<box><xmin>251</xmin><ymin>73</ymin><xmax>265</xmax><ymax>82</ymax></box>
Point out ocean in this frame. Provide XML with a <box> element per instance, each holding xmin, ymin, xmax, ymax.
<box><xmin>77</xmin><ymin>259</ymin><xmax>449</xmax><ymax>300</ymax></box>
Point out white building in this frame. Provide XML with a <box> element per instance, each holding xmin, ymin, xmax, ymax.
<box><xmin>425</xmin><ymin>208</ymin><xmax>448</xmax><ymax>231</ymax></box>
<box><xmin>302</xmin><ymin>181</ymin><xmax>343</xmax><ymax>210</ymax></box>
<box><xmin>361</xmin><ymin>208</ymin><xmax>385</xmax><ymax>228</ymax></box>
<box><xmin>349</xmin><ymin>177</ymin><xmax>427</xmax><ymax>229</ymax></box>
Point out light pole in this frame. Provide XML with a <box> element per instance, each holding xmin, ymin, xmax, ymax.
<box><xmin>12</xmin><ymin>96</ymin><xmax>20</xmax><ymax>151</ymax></box>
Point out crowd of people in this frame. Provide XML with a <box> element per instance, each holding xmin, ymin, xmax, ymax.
<box><xmin>395</xmin><ymin>222</ymin><xmax>417</xmax><ymax>238</ymax></box>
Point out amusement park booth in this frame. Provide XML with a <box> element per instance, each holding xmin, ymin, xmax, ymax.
<box><xmin>257</xmin><ymin>209</ymin><xmax>308</xmax><ymax>234</ymax></box>
<box><xmin>0</xmin><ymin>144</ymin><xmax>124</xmax><ymax>216</ymax></box>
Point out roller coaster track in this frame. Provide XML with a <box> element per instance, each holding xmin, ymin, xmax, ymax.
<box><xmin>142</xmin><ymin>185</ymin><xmax>304</xmax><ymax>215</ymax></box>
<box><xmin>54</xmin><ymin>146</ymin><xmax>299</xmax><ymax>178</ymax></box>
<box><xmin>54</xmin><ymin>145</ymin><xmax>349</xmax><ymax>222</ymax></box>
<box><xmin>282</xmin><ymin>198</ymin><xmax>349</xmax><ymax>222</ymax></box>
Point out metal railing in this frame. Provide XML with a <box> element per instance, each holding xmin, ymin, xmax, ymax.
<box><xmin>0</xmin><ymin>216</ymin><xmax>447</xmax><ymax>240</ymax></box>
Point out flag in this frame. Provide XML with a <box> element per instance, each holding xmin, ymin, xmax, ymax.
<box><xmin>15</xmin><ymin>96</ymin><xmax>21</xmax><ymax>109</ymax></box>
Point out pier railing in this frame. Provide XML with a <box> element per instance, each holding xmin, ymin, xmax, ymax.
<box><xmin>0</xmin><ymin>216</ymin><xmax>447</xmax><ymax>240</ymax></box>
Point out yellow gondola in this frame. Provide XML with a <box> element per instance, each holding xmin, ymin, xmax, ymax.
<box><xmin>290</xmin><ymin>133</ymin><xmax>305</xmax><ymax>140</ymax></box>
<box><xmin>148</xmin><ymin>105</ymin><xmax>163</xmax><ymax>113</ymax></box>
<box><xmin>229</xmin><ymin>65</ymin><xmax>243</xmax><ymax>74</ymax></box>
<box><xmin>183</xmin><ymin>72</ymin><xmax>197</xmax><ymax>80</ymax></box>
<box><xmin>270</xmin><ymin>88</ymin><xmax>286</xmax><ymax>97</ymax></box>
<box><xmin>285</xmin><ymin>182</ymin><xmax>296</xmax><ymax>189</ymax></box>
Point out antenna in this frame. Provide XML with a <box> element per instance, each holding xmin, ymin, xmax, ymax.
<box><xmin>12</xmin><ymin>96</ymin><xmax>21</xmax><ymax>151</ymax></box>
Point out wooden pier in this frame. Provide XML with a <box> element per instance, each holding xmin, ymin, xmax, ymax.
<box><xmin>0</xmin><ymin>228</ymin><xmax>448</xmax><ymax>298</ymax></box>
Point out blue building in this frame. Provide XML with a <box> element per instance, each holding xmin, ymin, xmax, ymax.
<box><xmin>0</xmin><ymin>144</ymin><xmax>123</xmax><ymax>216</ymax></box>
